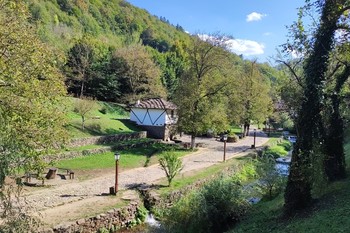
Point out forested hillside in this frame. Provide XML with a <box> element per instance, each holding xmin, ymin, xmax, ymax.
<box><xmin>25</xmin><ymin>0</ymin><xmax>282</xmax><ymax>106</ymax></box>
<box><xmin>26</xmin><ymin>0</ymin><xmax>192</xmax><ymax>102</ymax></box>
<box><xmin>28</xmin><ymin>0</ymin><xmax>187</xmax><ymax>50</ymax></box>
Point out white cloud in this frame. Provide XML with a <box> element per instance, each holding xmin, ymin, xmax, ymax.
<box><xmin>196</xmin><ymin>34</ymin><xmax>264</xmax><ymax>57</ymax></box>
<box><xmin>246</xmin><ymin>12</ymin><xmax>267</xmax><ymax>22</ymax></box>
<box><xmin>225</xmin><ymin>39</ymin><xmax>265</xmax><ymax>56</ymax></box>
<box><xmin>263</xmin><ymin>32</ymin><xmax>271</xmax><ymax>36</ymax></box>
<box><xmin>290</xmin><ymin>50</ymin><xmax>303</xmax><ymax>59</ymax></box>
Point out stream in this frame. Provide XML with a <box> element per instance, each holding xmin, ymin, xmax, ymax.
<box><xmin>145</xmin><ymin>213</ymin><xmax>161</xmax><ymax>228</ymax></box>
<box><xmin>139</xmin><ymin>154</ymin><xmax>292</xmax><ymax>232</ymax></box>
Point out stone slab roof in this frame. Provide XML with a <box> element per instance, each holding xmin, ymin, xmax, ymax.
<box><xmin>132</xmin><ymin>98</ymin><xmax>177</xmax><ymax>110</ymax></box>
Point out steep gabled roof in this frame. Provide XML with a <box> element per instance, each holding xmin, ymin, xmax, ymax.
<box><xmin>132</xmin><ymin>98</ymin><xmax>177</xmax><ymax>110</ymax></box>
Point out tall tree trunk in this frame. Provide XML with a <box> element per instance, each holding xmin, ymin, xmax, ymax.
<box><xmin>284</xmin><ymin>0</ymin><xmax>342</xmax><ymax>215</ymax></box>
<box><xmin>80</xmin><ymin>81</ymin><xmax>85</xmax><ymax>98</ymax></box>
<box><xmin>82</xmin><ymin>116</ymin><xmax>85</xmax><ymax>130</ymax></box>
<box><xmin>244</xmin><ymin>122</ymin><xmax>250</xmax><ymax>137</ymax></box>
<box><xmin>324</xmin><ymin>97</ymin><xmax>346</xmax><ymax>180</ymax></box>
<box><xmin>324</xmin><ymin>65</ymin><xmax>350</xmax><ymax>181</ymax></box>
<box><xmin>190</xmin><ymin>134</ymin><xmax>196</xmax><ymax>149</ymax></box>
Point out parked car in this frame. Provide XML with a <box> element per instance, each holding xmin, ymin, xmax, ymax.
<box><xmin>288</xmin><ymin>136</ymin><xmax>297</xmax><ymax>144</ymax></box>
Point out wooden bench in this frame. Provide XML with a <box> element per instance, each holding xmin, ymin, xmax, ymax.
<box><xmin>57</xmin><ymin>168</ymin><xmax>75</xmax><ymax>179</ymax></box>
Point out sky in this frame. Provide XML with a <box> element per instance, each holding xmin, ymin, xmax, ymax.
<box><xmin>126</xmin><ymin>0</ymin><xmax>306</xmax><ymax>63</ymax></box>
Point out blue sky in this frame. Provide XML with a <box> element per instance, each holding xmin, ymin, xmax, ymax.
<box><xmin>126</xmin><ymin>0</ymin><xmax>305</xmax><ymax>63</ymax></box>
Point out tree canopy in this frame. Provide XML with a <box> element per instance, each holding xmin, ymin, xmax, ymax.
<box><xmin>0</xmin><ymin>0</ymin><xmax>67</xmax><ymax>185</ymax></box>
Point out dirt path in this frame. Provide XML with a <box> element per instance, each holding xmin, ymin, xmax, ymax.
<box><xmin>24</xmin><ymin>131</ymin><xmax>269</xmax><ymax>226</ymax></box>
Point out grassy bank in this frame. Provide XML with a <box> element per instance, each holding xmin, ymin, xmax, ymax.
<box><xmin>155</xmin><ymin>154</ymin><xmax>251</xmax><ymax>196</ymax></box>
<box><xmin>229</xmin><ymin>130</ymin><xmax>350</xmax><ymax>233</ymax></box>
<box><xmin>65</xmin><ymin>97</ymin><xmax>140</xmax><ymax>138</ymax></box>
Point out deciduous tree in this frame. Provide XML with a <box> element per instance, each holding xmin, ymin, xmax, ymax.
<box><xmin>112</xmin><ymin>44</ymin><xmax>166</xmax><ymax>103</ymax></box>
<box><xmin>73</xmin><ymin>97</ymin><xmax>96</xmax><ymax>130</ymax></box>
<box><xmin>0</xmin><ymin>0</ymin><xmax>67</xmax><ymax>229</ymax></box>
<box><xmin>65</xmin><ymin>39</ymin><xmax>94</xmax><ymax>97</ymax></box>
<box><xmin>228</xmin><ymin>61</ymin><xmax>272</xmax><ymax>137</ymax></box>
<box><xmin>174</xmin><ymin>34</ymin><xmax>232</xmax><ymax>148</ymax></box>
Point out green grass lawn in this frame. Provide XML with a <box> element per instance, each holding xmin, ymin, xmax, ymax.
<box><xmin>65</xmin><ymin>97</ymin><xmax>140</xmax><ymax>138</ymax></box>
<box><xmin>230</xmin><ymin>125</ymin><xmax>243</xmax><ymax>135</ymax></box>
<box><xmin>54</xmin><ymin>144</ymin><xmax>190</xmax><ymax>171</ymax></box>
<box><xmin>264</xmin><ymin>139</ymin><xmax>291</xmax><ymax>158</ymax></box>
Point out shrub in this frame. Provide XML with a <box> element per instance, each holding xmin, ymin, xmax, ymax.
<box><xmin>136</xmin><ymin>206</ymin><xmax>148</xmax><ymax>223</ymax></box>
<box><xmin>255</xmin><ymin>155</ymin><xmax>286</xmax><ymax>200</ymax></box>
<box><xmin>233</xmin><ymin>161</ymin><xmax>258</xmax><ymax>182</ymax></box>
<box><xmin>159</xmin><ymin>151</ymin><xmax>183</xmax><ymax>186</ymax></box>
<box><xmin>162</xmin><ymin>177</ymin><xmax>250</xmax><ymax>233</ymax></box>
<box><xmin>264</xmin><ymin>145</ymin><xmax>288</xmax><ymax>158</ymax></box>
<box><xmin>279</xmin><ymin>140</ymin><xmax>292</xmax><ymax>151</ymax></box>
<box><xmin>227</xmin><ymin>134</ymin><xmax>238</xmax><ymax>142</ymax></box>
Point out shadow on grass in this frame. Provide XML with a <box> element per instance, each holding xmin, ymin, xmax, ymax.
<box><xmin>117</xmin><ymin>119</ymin><xmax>143</xmax><ymax>131</ymax></box>
<box><xmin>124</xmin><ymin>183</ymin><xmax>168</xmax><ymax>190</ymax></box>
<box><xmin>66</xmin><ymin>123</ymin><xmax>134</xmax><ymax>136</ymax></box>
<box><xmin>60</xmin><ymin>194</ymin><xmax>88</xmax><ymax>197</ymax></box>
<box><xmin>66</xmin><ymin>124</ymin><xmax>104</xmax><ymax>136</ymax></box>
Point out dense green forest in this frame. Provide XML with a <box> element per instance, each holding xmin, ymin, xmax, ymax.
<box><xmin>25</xmin><ymin>0</ymin><xmax>282</xmax><ymax>109</ymax></box>
<box><xmin>26</xmin><ymin>0</ymin><xmax>192</xmax><ymax>101</ymax></box>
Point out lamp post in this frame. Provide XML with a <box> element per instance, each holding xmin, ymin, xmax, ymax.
<box><xmin>223</xmin><ymin>135</ymin><xmax>228</xmax><ymax>162</ymax></box>
<box><xmin>253</xmin><ymin>129</ymin><xmax>257</xmax><ymax>149</ymax></box>
<box><xmin>114</xmin><ymin>152</ymin><xmax>120</xmax><ymax>195</ymax></box>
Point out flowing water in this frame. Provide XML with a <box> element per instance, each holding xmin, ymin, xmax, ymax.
<box><xmin>145</xmin><ymin>213</ymin><xmax>161</xmax><ymax>228</ymax></box>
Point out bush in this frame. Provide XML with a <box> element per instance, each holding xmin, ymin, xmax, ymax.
<box><xmin>233</xmin><ymin>161</ymin><xmax>258</xmax><ymax>182</ymax></box>
<box><xmin>136</xmin><ymin>206</ymin><xmax>148</xmax><ymax>222</ymax></box>
<box><xmin>264</xmin><ymin>145</ymin><xmax>288</xmax><ymax>158</ymax></box>
<box><xmin>255</xmin><ymin>155</ymin><xmax>286</xmax><ymax>200</ymax></box>
<box><xmin>227</xmin><ymin>134</ymin><xmax>238</xmax><ymax>142</ymax></box>
<box><xmin>159</xmin><ymin>151</ymin><xmax>183</xmax><ymax>186</ymax></box>
<box><xmin>162</xmin><ymin>177</ymin><xmax>250</xmax><ymax>233</ymax></box>
<box><xmin>279</xmin><ymin>140</ymin><xmax>292</xmax><ymax>151</ymax></box>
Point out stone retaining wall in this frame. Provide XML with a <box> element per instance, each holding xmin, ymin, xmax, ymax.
<box><xmin>46</xmin><ymin>140</ymin><xmax>157</xmax><ymax>161</ymax></box>
<box><xmin>52</xmin><ymin>201</ymin><xmax>140</xmax><ymax>233</ymax></box>
<box><xmin>68</xmin><ymin>131</ymin><xmax>147</xmax><ymax>148</ymax></box>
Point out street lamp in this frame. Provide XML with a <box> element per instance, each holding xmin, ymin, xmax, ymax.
<box><xmin>114</xmin><ymin>152</ymin><xmax>120</xmax><ymax>195</ymax></box>
<box><xmin>253</xmin><ymin>129</ymin><xmax>257</xmax><ymax>149</ymax></box>
<box><xmin>223</xmin><ymin>135</ymin><xmax>228</xmax><ymax>162</ymax></box>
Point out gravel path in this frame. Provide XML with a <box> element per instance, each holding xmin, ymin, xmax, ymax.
<box><xmin>23</xmin><ymin>130</ymin><xmax>269</xmax><ymax>214</ymax></box>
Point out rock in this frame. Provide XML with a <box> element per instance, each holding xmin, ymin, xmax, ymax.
<box><xmin>38</xmin><ymin>227</ymin><xmax>54</xmax><ymax>233</ymax></box>
<box><xmin>107</xmin><ymin>210</ymin><xmax>115</xmax><ymax>214</ymax></box>
<box><xmin>76</xmin><ymin>219</ymin><xmax>85</xmax><ymax>225</ymax></box>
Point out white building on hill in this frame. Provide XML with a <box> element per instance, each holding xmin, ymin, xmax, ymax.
<box><xmin>130</xmin><ymin>98</ymin><xmax>177</xmax><ymax>140</ymax></box>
